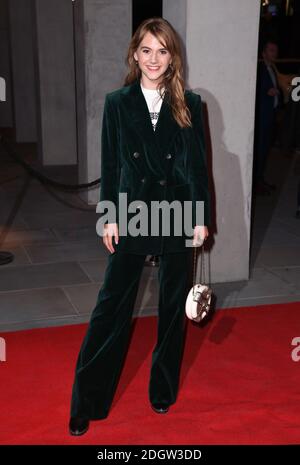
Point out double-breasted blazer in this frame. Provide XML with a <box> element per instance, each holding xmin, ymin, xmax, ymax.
<box><xmin>99</xmin><ymin>78</ymin><xmax>211</xmax><ymax>255</ymax></box>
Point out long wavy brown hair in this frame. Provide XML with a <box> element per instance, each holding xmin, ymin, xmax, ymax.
<box><xmin>124</xmin><ymin>17</ymin><xmax>192</xmax><ymax>128</ymax></box>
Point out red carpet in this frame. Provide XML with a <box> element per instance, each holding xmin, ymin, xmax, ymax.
<box><xmin>0</xmin><ymin>301</ymin><xmax>299</xmax><ymax>445</ymax></box>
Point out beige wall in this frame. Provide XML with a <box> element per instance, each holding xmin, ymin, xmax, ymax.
<box><xmin>164</xmin><ymin>0</ymin><xmax>261</xmax><ymax>283</ymax></box>
<box><xmin>74</xmin><ymin>0</ymin><xmax>132</xmax><ymax>205</ymax></box>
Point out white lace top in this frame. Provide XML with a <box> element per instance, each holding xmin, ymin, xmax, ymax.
<box><xmin>140</xmin><ymin>82</ymin><xmax>165</xmax><ymax>131</ymax></box>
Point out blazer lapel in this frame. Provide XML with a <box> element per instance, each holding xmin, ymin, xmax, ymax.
<box><xmin>121</xmin><ymin>78</ymin><xmax>181</xmax><ymax>160</ymax></box>
<box><xmin>154</xmin><ymin>90</ymin><xmax>182</xmax><ymax>157</ymax></box>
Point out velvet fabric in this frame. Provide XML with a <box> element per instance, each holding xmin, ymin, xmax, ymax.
<box><xmin>99</xmin><ymin>78</ymin><xmax>211</xmax><ymax>255</ymax></box>
<box><xmin>69</xmin><ymin>79</ymin><xmax>210</xmax><ymax>421</ymax></box>
<box><xmin>70</xmin><ymin>249</ymin><xmax>192</xmax><ymax>420</ymax></box>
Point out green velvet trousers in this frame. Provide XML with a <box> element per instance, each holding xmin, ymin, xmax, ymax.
<box><xmin>70</xmin><ymin>249</ymin><xmax>193</xmax><ymax>420</ymax></box>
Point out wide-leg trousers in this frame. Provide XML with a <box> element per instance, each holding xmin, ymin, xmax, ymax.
<box><xmin>70</xmin><ymin>249</ymin><xmax>192</xmax><ymax>420</ymax></box>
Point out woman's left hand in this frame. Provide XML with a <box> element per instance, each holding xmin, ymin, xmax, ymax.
<box><xmin>193</xmin><ymin>225</ymin><xmax>209</xmax><ymax>246</ymax></box>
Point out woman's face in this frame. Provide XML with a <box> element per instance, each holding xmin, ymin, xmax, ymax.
<box><xmin>133</xmin><ymin>31</ymin><xmax>172</xmax><ymax>89</ymax></box>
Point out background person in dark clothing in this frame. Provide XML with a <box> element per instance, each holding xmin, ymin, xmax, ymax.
<box><xmin>297</xmin><ymin>180</ymin><xmax>300</xmax><ymax>218</ymax></box>
<box><xmin>254</xmin><ymin>40</ymin><xmax>281</xmax><ymax>195</ymax></box>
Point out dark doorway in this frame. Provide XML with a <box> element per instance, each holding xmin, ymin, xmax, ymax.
<box><xmin>132</xmin><ymin>0</ymin><xmax>162</xmax><ymax>35</ymax></box>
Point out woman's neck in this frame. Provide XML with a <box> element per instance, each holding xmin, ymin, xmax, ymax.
<box><xmin>140</xmin><ymin>76</ymin><xmax>163</xmax><ymax>91</ymax></box>
<box><xmin>140</xmin><ymin>79</ymin><xmax>165</xmax><ymax>95</ymax></box>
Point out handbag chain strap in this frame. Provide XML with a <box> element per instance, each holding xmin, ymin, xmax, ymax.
<box><xmin>192</xmin><ymin>243</ymin><xmax>206</xmax><ymax>297</ymax></box>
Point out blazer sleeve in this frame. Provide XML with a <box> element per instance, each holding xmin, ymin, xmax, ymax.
<box><xmin>188</xmin><ymin>94</ymin><xmax>212</xmax><ymax>228</ymax></box>
<box><xmin>99</xmin><ymin>94</ymin><xmax>120</xmax><ymax>222</ymax></box>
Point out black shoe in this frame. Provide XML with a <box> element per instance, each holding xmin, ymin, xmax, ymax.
<box><xmin>69</xmin><ymin>416</ymin><xmax>90</xmax><ymax>436</ymax></box>
<box><xmin>151</xmin><ymin>403</ymin><xmax>169</xmax><ymax>414</ymax></box>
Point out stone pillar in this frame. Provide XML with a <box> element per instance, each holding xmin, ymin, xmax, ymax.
<box><xmin>33</xmin><ymin>0</ymin><xmax>77</xmax><ymax>165</ymax></box>
<box><xmin>73</xmin><ymin>0</ymin><xmax>131</xmax><ymax>204</ymax></box>
<box><xmin>163</xmin><ymin>0</ymin><xmax>261</xmax><ymax>282</ymax></box>
<box><xmin>8</xmin><ymin>0</ymin><xmax>37</xmax><ymax>142</ymax></box>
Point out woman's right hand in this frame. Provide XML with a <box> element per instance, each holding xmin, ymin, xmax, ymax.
<box><xmin>103</xmin><ymin>223</ymin><xmax>119</xmax><ymax>253</ymax></box>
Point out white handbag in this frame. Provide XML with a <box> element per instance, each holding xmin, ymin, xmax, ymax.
<box><xmin>185</xmin><ymin>243</ymin><xmax>212</xmax><ymax>322</ymax></box>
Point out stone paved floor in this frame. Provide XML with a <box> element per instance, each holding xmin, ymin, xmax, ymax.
<box><xmin>0</xmin><ymin>137</ymin><xmax>299</xmax><ymax>332</ymax></box>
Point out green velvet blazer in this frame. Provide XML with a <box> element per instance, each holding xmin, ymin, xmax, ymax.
<box><xmin>99</xmin><ymin>78</ymin><xmax>211</xmax><ymax>255</ymax></box>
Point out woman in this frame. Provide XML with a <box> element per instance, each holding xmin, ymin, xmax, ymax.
<box><xmin>69</xmin><ymin>17</ymin><xmax>211</xmax><ymax>436</ymax></box>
